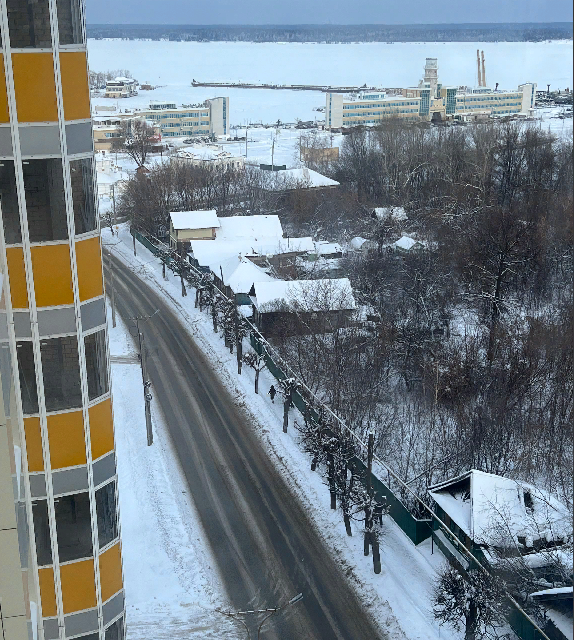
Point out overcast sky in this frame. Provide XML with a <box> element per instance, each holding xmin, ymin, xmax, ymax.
<box><xmin>86</xmin><ymin>0</ymin><xmax>573</xmax><ymax>25</ymax></box>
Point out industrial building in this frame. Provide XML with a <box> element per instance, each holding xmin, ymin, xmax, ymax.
<box><xmin>139</xmin><ymin>97</ymin><xmax>230</xmax><ymax>138</ymax></box>
<box><xmin>0</xmin><ymin>0</ymin><xmax>125</xmax><ymax>639</ymax></box>
<box><xmin>326</xmin><ymin>57</ymin><xmax>536</xmax><ymax>128</ymax></box>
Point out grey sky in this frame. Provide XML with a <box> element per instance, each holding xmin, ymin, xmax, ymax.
<box><xmin>86</xmin><ymin>0</ymin><xmax>573</xmax><ymax>25</ymax></box>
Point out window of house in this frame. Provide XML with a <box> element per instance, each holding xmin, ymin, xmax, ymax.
<box><xmin>7</xmin><ymin>0</ymin><xmax>50</xmax><ymax>48</ymax></box>
<box><xmin>32</xmin><ymin>499</ymin><xmax>52</xmax><ymax>566</ymax></box>
<box><xmin>84</xmin><ymin>330</ymin><xmax>108</xmax><ymax>401</ymax></box>
<box><xmin>57</xmin><ymin>0</ymin><xmax>83</xmax><ymax>45</ymax></box>
<box><xmin>523</xmin><ymin>490</ymin><xmax>534</xmax><ymax>511</ymax></box>
<box><xmin>40</xmin><ymin>336</ymin><xmax>82</xmax><ymax>412</ymax></box>
<box><xmin>54</xmin><ymin>492</ymin><xmax>93</xmax><ymax>562</ymax></box>
<box><xmin>0</xmin><ymin>161</ymin><xmax>22</xmax><ymax>245</ymax></box>
<box><xmin>96</xmin><ymin>481</ymin><xmax>118</xmax><ymax>549</ymax></box>
<box><xmin>23</xmin><ymin>160</ymin><xmax>68</xmax><ymax>243</ymax></box>
<box><xmin>17</xmin><ymin>341</ymin><xmax>38</xmax><ymax>414</ymax></box>
<box><xmin>70</xmin><ymin>158</ymin><xmax>97</xmax><ymax>235</ymax></box>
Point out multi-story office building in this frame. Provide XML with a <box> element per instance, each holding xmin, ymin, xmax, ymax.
<box><xmin>326</xmin><ymin>57</ymin><xmax>536</xmax><ymax>129</ymax></box>
<box><xmin>140</xmin><ymin>96</ymin><xmax>229</xmax><ymax>138</ymax></box>
<box><xmin>0</xmin><ymin>1</ymin><xmax>125</xmax><ymax>639</ymax></box>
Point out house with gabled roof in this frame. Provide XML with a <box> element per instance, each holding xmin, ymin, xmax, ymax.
<box><xmin>428</xmin><ymin>470</ymin><xmax>572</xmax><ymax>577</ymax></box>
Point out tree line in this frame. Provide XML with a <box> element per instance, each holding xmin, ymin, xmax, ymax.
<box><xmin>87</xmin><ymin>23</ymin><xmax>573</xmax><ymax>43</ymax></box>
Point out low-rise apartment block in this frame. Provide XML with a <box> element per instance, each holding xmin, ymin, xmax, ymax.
<box><xmin>140</xmin><ymin>97</ymin><xmax>229</xmax><ymax>138</ymax></box>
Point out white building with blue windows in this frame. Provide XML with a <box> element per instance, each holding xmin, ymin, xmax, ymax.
<box><xmin>139</xmin><ymin>97</ymin><xmax>229</xmax><ymax>138</ymax></box>
<box><xmin>326</xmin><ymin>58</ymin><xmax>536</xmax><ymax>129</ymax></box>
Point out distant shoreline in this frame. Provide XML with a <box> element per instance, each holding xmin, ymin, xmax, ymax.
<box><xmin>86</xmin><ymin>23</ymin><xmax>573</xmax><ymax>44</ymax></box>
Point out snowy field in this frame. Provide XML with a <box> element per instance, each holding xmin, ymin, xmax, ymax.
<box><xmin>87</xmin><ymin>39</ymin><xmax>573</xmax><ymax>125</ymax></box>
<box><xmin>105</xmin><ymin>222</ymin><xmax>481</xmax><ymax>640</ymax></box>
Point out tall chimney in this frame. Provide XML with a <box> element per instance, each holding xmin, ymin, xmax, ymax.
<box><xmin>477</xmin><ymin>49</ymin><xmax>482</xmax><ymax>87</ymax></box>
<box><xmin>481</xmin><ymin>51</ymin><xmax>486</xmax><ymax>88</ymax></box>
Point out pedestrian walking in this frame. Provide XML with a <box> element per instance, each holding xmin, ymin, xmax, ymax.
<box><xmin>268</xmin><ymin>384</ymin><xmax>276</xmax><ymax>403</ymax></box>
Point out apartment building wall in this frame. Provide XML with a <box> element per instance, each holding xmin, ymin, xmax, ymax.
<box><xmin>0</xmin><ymin>1</ymin><xmax>125</xmax><ymax>639</ymax></box>
<box><xmin>141</xmin><ymin>96</ymin><xmax>229</xmax><ymax>138</ymax></box>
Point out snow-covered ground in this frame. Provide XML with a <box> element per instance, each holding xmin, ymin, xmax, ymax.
<box><xmin>87</xmin><ymin>39</ymin><xmax>573</xmax><ymax>126</ymax></box>
<box><xmin>105</xmin><ymin>222</ymin><xmax>466</xmax><ymax>640</ymax></box>
<box><xmin>108</xmin><ymin>309</ymin><xmax>241</xmax><ymax>638</ymax></box>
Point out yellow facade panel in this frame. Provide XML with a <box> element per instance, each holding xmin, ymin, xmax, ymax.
<box><xmin>30</xmin><ymin>244</ymin><xmax>74</xmax><ymax>308</ymax></box>
<box><xmin>0</xmin><ymin>54</ymin><xmax>10</xmax><ymax>123</ymax></box>
<box><xmin>99</xmin><ymin>543</ymin><xmax>123</xmax><ymax>603</ymax></box>
<box><xmin>89</xmin><ymin>398</ymin><xmax>115</xmax><ymax>461</ymax></box>
<box><xmin>24</xmin><ymin>417</ymin><xmax>43</xmax><ymax>472</ymax></box>
<box><xmin>76</xmin><ymin>237</ymin><xmax>103</xmax><ymax>302</ymax></box>
<box><xmin>47</xmin><ymin>411</ymin><xmax>86</xmax><ymax>469</ymax></box>
<box><xmin>38</xmin><ymin>567</ymin><xmax>57</xmax><ymax>617</ymax></box>
<box><xmin>60</xmin><ymin>559</ymin><xmax>97</xmax><ymax>614</ymax></box>
<box><xmin>6</xmin><ymin>247</ymin><xmax>28</xmax><ymax>309</ymax></box>
<box><xmin>12</xmin><ymin>53</ymin><xmax>58</xmax><ymax>123</ymax></box>
<box><xmin>59</xmin><ymin>52</ymin><xmax>91</xmax><ymax>121</ymax></box>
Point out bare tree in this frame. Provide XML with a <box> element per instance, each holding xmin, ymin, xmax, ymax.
<box><xmin>112</xmin><ymin>119</ymin><xmax>156</xmax><ymax>168</ymax></box>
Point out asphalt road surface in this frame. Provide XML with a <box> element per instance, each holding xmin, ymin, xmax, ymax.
<box><xmin>106</xmin><ymin>252</ymin><xmax>384</xmax><ymax>640</ymax></box>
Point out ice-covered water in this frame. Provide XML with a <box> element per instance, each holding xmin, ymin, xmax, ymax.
<box><xmin>87</xmin><ymin>39</ymin><xmax>573</xmax><ymax>127</ymax></box>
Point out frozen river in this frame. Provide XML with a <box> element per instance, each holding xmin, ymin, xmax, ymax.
<box><xmin>87</xmin><ymin>39</ymin><xmax>573</xmax><ymax>126</ymax></box>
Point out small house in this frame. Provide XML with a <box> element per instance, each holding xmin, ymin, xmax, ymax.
<box><xmin>250</xmin><ymin>278</ymin><xmax>356</xmax><ymax>336</ymax></box>
<box><xmin>429</xmin><ymin>470</ymin><xmax>571</xmax><ymax>575</ymax></box>
<box><xmin>169</xmin><ymin>210</ymin><xmax>220</xmax><ymax>249</ymax></box>
<box><xmin>393</xmin><ymin>236</ymin><xmax>424</xmax><ymax>253</ymax></box>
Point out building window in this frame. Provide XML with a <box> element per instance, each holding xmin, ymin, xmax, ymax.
<box><xmin>40</xmin><ymin>336</ymin><xmax>82</xmax><ymax>412</ymax></box>
<box><xmin>105</xmin><ymin>617</ymin><xmax>124</xmax><ymax>640</ymax></box>
<box><xmin>70</xmin><ymin>158</ymin><xmax>97</xmax><ymax>236</ymax></box>
<box><xmin>85</xmin><ymin>330</ymin><xmax>108</xmax><ymax>401</ymax></box>
<box><xmin>32</xmin><ymin>500</ymin><xmax>52</xmax><ymax>566</ymax></box>
<box><xmin>54</xmin><ymin>492</ymin><xmax>93</xmax><ymax>562</ymax></box>
<box><xmin>96</xmin><ymin>481</ymin><xmax>118</xmax><ymax>549</ymax></box>
<box><xmin>57</xmin><ymin>0</ymin><xmax>83</xmax><ymax>45</ymax></box>
<box><xmin>17</xmin><ymin>341</ymin><xmax>38</xmax><ymax>415</ymax></box>
<box><xmin>6</xmin><ymin>0</ymin><xmax>50</xmax><ymax>48</ymax></box>
<box><xmin>23</xmin><ymin>160</ymin><xmax>68</xmax><ymax>243</ymax></box>
<box><xmin>0</xmin><ymin>161</ymin><xmax>21</xmax><ymax>245</ymax></box>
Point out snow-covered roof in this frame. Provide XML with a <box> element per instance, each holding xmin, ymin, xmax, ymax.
<box><xmin>530</xmin><ymin>587</ymin><xmax>573</xmax><ymax>598</ymax></box>
<box><xmin>251</xmin><ymin>278</ymin><xmax>356</xmax><ymax>313</ymax></box>
<box><xmin>374</xmin><ymin>206</ymin><xmax>407</xmax><ymax>221</ymax></box>
<box><xmin>350</xmin><ymin>237</ymin><xmax>368</xmax><ymax>250</ymax></box>
<box><xmin>429</xmin><ymin>470</ymin><xmax>571</xmax><ymax>547</ymax></box>
<box><xmin>263</xmin><ymin>167</ymin><xmax>339</xmax><ymax>190</ymax></box>
<box><xmin>170</xmin><ymin>210</ymin><xmax>220</xmax><ymax>230</ymax></box>
<box><xmin>314</xmin><ymin>240</ymin><xmax>342</xmax><ymax>255</ymax></box>
<box><xmin>189</xmin><ymin>236</ymin><xmax>313</xmax><ymax>268</ymax></box>
<box><xmin>217</xmin><ymin>215</ymin><xmax>283</xmax><ymax>240</ymax></box>
<box><xmin>393</xmin><ymin>236</ymin><xmax>420</xmax><ymax>251</ymax></box>
<box><xmin>217</xmin><ymin>256</ymin><xmax>274</xmax><ymax>294</ymax></box>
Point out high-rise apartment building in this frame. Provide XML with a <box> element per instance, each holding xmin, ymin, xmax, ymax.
<box><xmin>0</xmin><ymin>1</ymin><xmax>124</xmax><ymax>639</ymax></box>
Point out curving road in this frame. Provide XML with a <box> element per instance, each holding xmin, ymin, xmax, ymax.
<box><xmin>106</xmin><ymin>251</ymin><xmax>384</xmax><ymax>640</ymax></box>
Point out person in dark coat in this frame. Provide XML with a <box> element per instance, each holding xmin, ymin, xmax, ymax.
<box><xmin>268</xmin><ymin>384</ymin><xmax>277</xmax><ymax>403</ymax></box>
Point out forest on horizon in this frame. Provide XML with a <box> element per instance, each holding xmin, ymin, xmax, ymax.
<box><xmin>87</xmin><ymin>22</ymin><xmax>573</xmax><ymax>43</ymax></box>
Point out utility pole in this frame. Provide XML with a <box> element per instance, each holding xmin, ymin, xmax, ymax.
<box><xmin>133</xmin><ymin>229</ymin><xmax>137</xmax><ymax>256</ymax></box>
<box><xmin>245</xmin><ymin>123</ymin><xmax>249</xmax><ymax>158</ymax></box>
<box><xmin>271</xmin><ymin>134</ymin><xmax>275</xmax><ymax>171</ymax></box>
<box><xmin>130</xmin><ymin>311</ymin><xmax>158</xmax><ymax>446</ymax></box>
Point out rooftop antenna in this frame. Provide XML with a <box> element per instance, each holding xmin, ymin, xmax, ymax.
<box><xmin>481</xmin><ymin>50</ymin><xmax>486</xmax><ymax>88</ymax></box>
